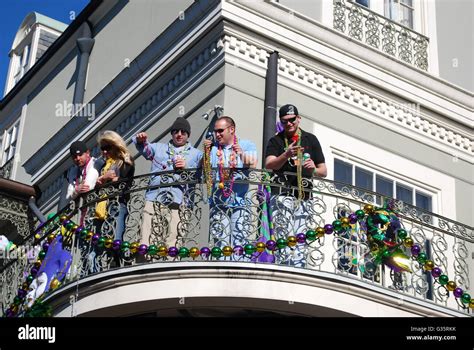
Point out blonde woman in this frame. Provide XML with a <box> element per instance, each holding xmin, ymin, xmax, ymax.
<box><xmin>96</xmin><ymin>131</ymin><xmax>135</xmax><ymax>241</ymax></box>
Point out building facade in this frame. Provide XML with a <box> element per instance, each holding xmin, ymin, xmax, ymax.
<box><xmin>0</xmin><ymin>0</ymin><xmax>472</xmax><ymax>317</ymax></box>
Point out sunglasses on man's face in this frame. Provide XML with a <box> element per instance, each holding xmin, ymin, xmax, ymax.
<box><xmin>213</xmin><ymin>125</ymin><xmax>231</xmax><ymax>134</ymax></box>
<box><xmin>280</xmin><ymin>116</ymin><xmax>298</xmax><ymax>125</ymax></box>
<box><xmin>171</xmin><ymin>129</ymin><xmax>188</xmax><ymax>135</ymax></box>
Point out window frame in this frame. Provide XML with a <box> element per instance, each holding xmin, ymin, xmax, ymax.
<box><xmin>1</xmin><ymin>121</ymin><xmax>20</xmax><ymax>166</ymax></box>
<box><xmin>384</xmin><ymin>0</ymin><xmax>415</xmax><ymax>29</ymax></box>
<box><xmin>333</xmin><ymin>157</ymin><xmax>434</xmax><ymax>212</ymax></box>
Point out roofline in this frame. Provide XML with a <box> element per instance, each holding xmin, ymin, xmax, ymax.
<box><xmin>0</xmin><ymin>0</ymin><xmax>103</xmax><ymax>109</ymax></box>
<box><xmin>31</xmin><ymin>11</ymin><xmax>69</xmax><ymax>32</ymax></box>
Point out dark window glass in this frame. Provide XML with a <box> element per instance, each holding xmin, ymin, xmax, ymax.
<box><xmin>334</xmin><ymin>159</ymin><xmax>352</xmax><ymax>190</ymax></box>
<box><xmin>396</xmin><ymin>184</ymin><xmax>413</xmax><ymax>205</ymax></box>
<box><xmin>416</xmin><ymin>191</ymin><xmax>432</xmax><ymax>211</ymax></box>
<box><xmin>356</xmin><ymin>0</ymin><xmax>369</xmax><ymax>7</ymax></box>
<box><xmin>376</xmin><ymin>175</ymin><xmax>393</xmax><ymax>204</ymax></box>
<box><xmin>355</xmin><ymin>167</ymin><xmax>373</xmax><ymax>191</ymax></box>
<box><xmin>416</xmin><ymin>191</ymin><xmax>433</xmax><ymax>223</ymax></box>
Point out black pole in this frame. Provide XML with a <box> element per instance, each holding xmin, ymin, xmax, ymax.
<box><xmin>262</xmin><ymin>51</ymin><xmax>279</xmax><ymax>167</ymax></box>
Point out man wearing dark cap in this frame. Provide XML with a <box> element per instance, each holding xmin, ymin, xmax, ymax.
<box><xmin>61</xmin><ymin>140</ymin><xmax>100</xmax><ymax>205</ymax></box>
<box><xmin>266</xmin><ymin>104</ymin><xmax>327</xmax><ymax>179</ymax></box>
<box><xmin>265</xmin><ymin>104</ymin><xmax>327</xmax><ymax>267</ymax></box>
<box><xmin>133</xmin><ymin>117</ymin><xmax>202</xmax><ymax>249</ymax></box>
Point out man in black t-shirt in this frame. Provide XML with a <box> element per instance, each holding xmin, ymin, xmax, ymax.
<box><xmin>264</xmin><ymin>104</ymin><xmax>327</xmax><ymax>267</ymax></box>
<box><xmin>265</xmin><ymin>104</ymin><xmax>327</xmax><ymax>188</ymax></box>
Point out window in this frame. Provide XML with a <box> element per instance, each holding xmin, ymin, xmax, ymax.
<box><xmin>2</xmin><ymin>122</ymin><xmax>20</xmax><ymax>166</ymax></box>
<box><xmin>376</xmin><ymin>175</ymin><xmax>392</xmax><ymax>197</ymax></box>
<box><xmin>13</xmin><ymin>45</ymin><xmax>30</xmax><ymax>85</ymax></box>
<box><xmin>355</xmin><ymin>167</ymin><xmax>373</xmax><ymax>191</ymax></box>
<box><xmin>384</xmin><ymin>0</ymin><xmax>414</xmax><ymax>28</ymax></box>
<box><xmin>416</xmin><ymin>191</ymin><xmax>432</xmax><ymax>212</ymax></box>
<box><xmin>334</xmin><ymin>158</ymin><xmax>433</xmax><ymax>211</ymax></box>
<box><xmin>376</xmin><ymin>175</ymin><xmax>392</xmax><ymax>204</ymax></box>
<box><xmin>396</xmin><ymin>184</ymin><xmax>413</xmax><ymax>205</ymax></box>
<box><xmin>334</xmin><ymin>159</ymin><xmax>352</xmax><ymax>189</ymax></box>
<box><xmin>355</xmin><ymin>0</ymin><xmax>369</xmax><ymax>7</ymax></box>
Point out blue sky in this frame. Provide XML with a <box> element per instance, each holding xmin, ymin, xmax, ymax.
<box><xmin>0</xmin><ymin>0</ymin><xmax>90</xmax><ymax>96</ymax></box>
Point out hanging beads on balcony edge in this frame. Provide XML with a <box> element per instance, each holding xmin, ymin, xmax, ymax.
<box><xmin>6</xmin><ymin>204</ymin><xmax>474</xmax><ymax>318</ymax></box>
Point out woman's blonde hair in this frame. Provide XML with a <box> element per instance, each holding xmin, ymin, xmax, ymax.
<box><xmin>97</xmin><ymin>130</ymin><xmax>133</xmax><ymax>168</ymax></box>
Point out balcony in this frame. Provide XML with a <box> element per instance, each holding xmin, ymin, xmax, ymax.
<box><xmin>1</xmin><ymin>169</ymin><xmax>472</xmax><ymax>317</ymax></box>
<box><xmin>333</xmin><ymin>0</ymin><xmax>429</xmax><ymax>71</ymax></box>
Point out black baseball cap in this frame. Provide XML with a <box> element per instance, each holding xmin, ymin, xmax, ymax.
<box><xmin>279</xmin><ymin>104</ymin><xmax>299</xmax><ymax>118</ymax></box>
<box><xmin>69</xmin><ymin>141</ymin><xmax>88</xmax><ymax>156</ymax></box>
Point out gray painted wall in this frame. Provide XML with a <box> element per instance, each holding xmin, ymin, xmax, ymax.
<box><xmin>85</xmin><ymin>0</ymin><xmax>193</xmax><ymax>103</ymax></box>
<box><xmin>435</xmin><ymin>0</ymin><xmax>473</xmax><ymax>91</ymax></box>
<box><xmin>223</xmin><ymin>61</ymin><xmax>472</xmax><ymax>200</ymax></box>
<box><xmin>224</xmin><ymin>64</ymin><xmax>266</xmax><ymax>166</ymax></box>
<box><xmin>455</xmin><ymin>179</ymin><xmax>474</xmax><ymax>227</ymax></box>
<box><xmin>15</xmin><ymin>51</ymin><xmax>78</xmax><ymax>183</ymax></box>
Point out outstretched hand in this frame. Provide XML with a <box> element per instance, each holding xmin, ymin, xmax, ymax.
<box><xmin>136</xmin><ymin>132</ymin><xmax>148</xmax><ymax>144</ymax></box>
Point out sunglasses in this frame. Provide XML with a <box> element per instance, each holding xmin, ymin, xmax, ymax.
<box><xmin>280</xmin><ymin>116</ymin><xmax>298</xmax><ymax>125</ymax></box>
<box><xmin>171</xmin><ymin>129</ymin><xmax>188</xmax><ymax>135</ymax></box>
<box><xmin>100</xmin><ymin>144</ymin><xmax>112</xmax><ymax>151</ymax></box>
<box><xmin>213</xmin><ymin>126</ymin><xmax>231</xmax><ymax>134</ymax></box>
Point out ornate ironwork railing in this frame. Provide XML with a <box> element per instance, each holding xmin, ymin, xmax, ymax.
<box><xmin>333</xmin><ymin>0</ymin><xmax>429</xmax><ymax>71</ymax></box>
<box><xmin>0</xmin><ymin>159</ymin><xmax>13</xmax><ymax>179</ymax></box>
<box><xmin>1</xmin><ymin>168</ymin><xmax>472</xmax><ymax>316</ymax></box>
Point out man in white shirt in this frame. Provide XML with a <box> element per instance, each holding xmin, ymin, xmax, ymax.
<box><xmin>62</xmin><ymin>140</ymin><xmax>99</xmax><ymax>205</ymax></box>
<box><xmin>60</xmin><ymin>141</ymin><xmax>100</xmax><ymax>274</ymax></box>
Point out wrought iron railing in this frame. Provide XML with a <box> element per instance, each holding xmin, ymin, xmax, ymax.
<box><xmin>0</xmin><ymin>158</ymin><xmax>13</xmax><ymax>179</ymax></box>
<box><xmin>333</xmin><ymin>0</ymin><xmax>429</xmax><ymax>71</ymax></box>
<box><xmin>1</xmin><ymin>168</ymin><xmax>472</xmax><ymax>316</ymax></box>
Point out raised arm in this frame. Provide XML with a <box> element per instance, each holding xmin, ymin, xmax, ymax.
<box><xmin>132</xmin><ymin>132</ymin><xmax>156</xmax><ymax>160</ymax></box>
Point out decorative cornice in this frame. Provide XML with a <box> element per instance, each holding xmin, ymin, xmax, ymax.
<box><xmin>221</xmin><ymin>34</ymin><xmax>473</xmax><ymax>159</ymax></box>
